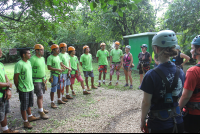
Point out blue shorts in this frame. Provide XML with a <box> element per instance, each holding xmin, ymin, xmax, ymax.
<box><xmin>58</xmin><ymin>74</ymin><xmax>71</xmax><ymax>89</ymax></box>
<box><xmin>51</xmin><ymin>75</ymin><xmax>59</xmax><ymax>93</ymax></box>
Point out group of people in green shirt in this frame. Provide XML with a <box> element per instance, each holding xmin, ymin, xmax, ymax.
<box><xmin>96</xmin><ymin>41</ymin><xmax>133</xmax><ymax>89</ymax></box>
<box><xmin>0</xmin><ymin>41</ymin><xmax>134</xmax><ymax>133</ymax></box>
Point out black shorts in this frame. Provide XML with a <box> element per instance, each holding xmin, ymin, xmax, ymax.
<box><xmin>183</xmin><ymin>114</ymin><xmax>200</xmax><ymax>132</ymax></box>
<box><xmin>83</xmin><ymin>71</ymin><xmax>94</xmax><ymax>77</ymax></box>
<box><xmin>0</xmin><ymin>98</ymin><xmax>10</xmax><ymax>122</ymax></box>
<box><xmin>138</xmin><ymin>64</ymin><xmax>150</xmax><ymax>74</ymax></box>
<box><xmin>19</xmin><ymin>91</ymin><xmax>34</xmax><ymax>111</ymax></box>
<box><xmin>150</xmin><ymin>122</ymin><xmax>184</xmax><ymax>133</ymax></box>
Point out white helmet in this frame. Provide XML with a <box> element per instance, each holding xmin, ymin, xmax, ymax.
<box><xmin>152</xmin><ymin>30</ymin><xmax>178</xmax><ymax>48</ymax></box>
<box><xmin>126</xmin><ymin>45</ymin><xmax>131</xmax><ymax>50</ymax></box>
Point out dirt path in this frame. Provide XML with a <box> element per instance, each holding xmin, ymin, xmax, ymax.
<box><xmin>0</xmin><ymin>84</ymin><xmax>143</xmax><ymax>133</ymax></box>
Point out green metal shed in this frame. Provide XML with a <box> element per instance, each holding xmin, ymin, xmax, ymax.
<box><xmin>123</xmin><ymin>32</ymin><xmax>157</xmax><ymax>70</ymax></box>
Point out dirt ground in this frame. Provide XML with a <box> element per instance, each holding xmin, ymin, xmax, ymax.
<box><xmin>1</xmin><ymin>64</ymin><xmax>191</xmax><ymax>133</ymax></box>
<box><xmin>1</xmin><ymin>85</ymin><xmax>142</xmax><ymax>133</ymax></box>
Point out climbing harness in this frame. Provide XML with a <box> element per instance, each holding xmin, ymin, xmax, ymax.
<box><xmin>146</xmin><ymin>67</ymin><xmax>181</xmax><ymax>133</ymax></box>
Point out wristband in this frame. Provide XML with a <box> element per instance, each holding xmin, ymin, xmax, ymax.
<box><xmin>8</xmin><ymin>88</ymin><xmax>12</xmax><ymax>91</ymax></box>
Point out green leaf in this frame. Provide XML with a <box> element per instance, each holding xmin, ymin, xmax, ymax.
<box><xmin>53</xmin><ymin>0</ymin><xmax>59</xmax><ymax>6</ymax></box>
<box><xmin>103</xmin><ymin>7</ymin><xmax>107</xmax><ymax>12</ymax></box>
<box><xmin>128</xmin><ymin>4</ymin><xmax>132</xmax><ymax>10</ymax></box>
<box><xmin>118</xmin><ymin>9</ymin><xmax>123</xmax><ymax>17</ymax></box>
<box><xmin>90</xmin><ymin>2</ymin><xmax>94</xmax><ymax>11</ymax></box>
<box><xmin>120</xmin><ymin>7</ymin><xmax>125</xmax><ymax>10</ymax></box>
<box><xmin>108</xmin><ymin>1</ymin><xmax>115</xmax><ymax>5</ymax></box>
<box><xmin>132</xmin><ymin>3</ymin><xmax>138</xmax><ymax>10</ymax></box>
<box><xmin>112</xmin><ymin>6</ymin><xmax>117</xmax><ymax>12</ymax></box>
<box><xmin>133</xmin><ymin>0</ymin><xmax>142</xmax><ymax>4</ymax></box>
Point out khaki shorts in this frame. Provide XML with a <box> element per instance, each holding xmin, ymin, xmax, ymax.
<box><xmin>34</xmin><ymin>82</ymin><xmax>45</xmax><ymax>97</ymax></box>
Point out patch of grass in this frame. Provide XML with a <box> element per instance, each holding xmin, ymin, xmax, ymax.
<box><xmin>68</xmin><ymin>128</ymin><xmax>74</xmax><ymax>131</ymax></box>
<box><xmin>30</xmin><ymin>122</ymin><xmax>36</xmax><ymax>126</ymax></box>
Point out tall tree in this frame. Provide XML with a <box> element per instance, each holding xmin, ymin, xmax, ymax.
<box><xmin>161</xmin><ymin>0</ymin><xmax>200</xmax><ymax>53</ymax></box>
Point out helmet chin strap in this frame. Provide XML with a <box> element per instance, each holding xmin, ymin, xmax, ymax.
<box><xmin>154</xmin><ymin>49</ymin><xmax>165</xmax><ymax>59</ymax></box>
<box><xmin>194</xmin><ymin>49</ymin><xmax>200</xmax><ymax>59</ymax></box>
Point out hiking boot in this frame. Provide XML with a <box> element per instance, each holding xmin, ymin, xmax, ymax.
<box><xmin>24</xmin><ymin>122</ymin><xmax>32</xmax><ymax>129</ymax></box>
<box><xmin>129</xmin><ymin>85</ymin><xmax>133</xmax><ymax>89</ymax></box>
<box><xmin>3</xmin><ymin>129</ymin><xmax>20</xmax><ymax>133</ymax></box>
<box><xmin>51</xmin><ymin>102</ymin><xmax>57</xmax><ymax>109</ymax></box>
<box><xmin>43</xmin><ymin>109</ymin><xmax>49</xmax><ymax>114</ymax></box>
<box><xmin>124</xmin><ymin>83</ymin><xmax>129</xmax><ymax>87</ymax></box>
<box><xmin>66</xmin><ymin>95</ymin><xmax>73</xmax><ymax>99</ymax></box>
<box><xmin>98</xmin><ymin>83</ymin><xmax>101</xmax><ymax>87</ymax></box>
<box><xmin>72</xmin><ymin>91</ymin><xmax>76</xmax><ymax>96</ymax></box>
<box><xmin>62</xmin><ymin>97</ymin><xmax>68</xmax><ymax>102</ymax></box>
<box><xmin>91</xmin><ymin>85</ymin><xmax>98</xmax><ymax>89</ymax></box>
<box><xmin>39</xmin><ymin>112</ymin><xmax>49</xmax><ymax>120</ymax></box>
<box><xmin>87</xmin><ymin>87</ymin><xmax>91</xmax><ymax>91</ymax></box>
<box><xmin>28</xmin><ymin>115</ymin><xmax>40</xmax><ymax>122</ymax></box>
<box><xmin>58</xmin><ymin>100</ymin><xmax>66</xmax><ymax>104</ymax></box>
<box><xmin>108</xmin><ymin>82</ymin><xmax>112</xmax><ymax>86</ymax></box>
<box><xmin>115</xmin><ymin>82</ymin><xmax>119</xmax><ymax>86</ymax></box>
<box><xmin>38</xmin><ymin>108</ymin><xmax>49</xmax><ymax>114</ymax></box>
<box><xmin>83</xmin><ymin>91</ymin><xmax>91</xmax><ymax>95</ymax></box>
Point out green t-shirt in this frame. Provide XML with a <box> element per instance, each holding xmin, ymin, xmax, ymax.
<box><xmin>110</xmin><ymin>49</ymin><xmax>123</xmax><ymax>63</ymax></box>
<box><xmin>14</xmin><ymin>60</ymin><xmax>34</xmax><ymax>92</ymax></box>
<box><xmin>0</xmin><ymin>63</ymin><xmax>6</xmax><ymax>98</ymax></box>
<box><xmin>29</xmin><ymin>55</ymin><xmax>46</xmax><ymax>82</ymax></box>
<box><xmin>69</xmin><ymin>55</ymin><xmax>79</xmax><ymax>75</ymax></box>
<box><xmin>96</xmin><ymin>49</ymin><xmax>109</xmax><ymax>65</ymax></box>
<box><xmin>47</xmin><ymin>55</ymin><xmax>61</xmax><ymax>77</ymax></box>
<box><xmin>80</xmin><ymin>53</ymin><xmax>93</xmax><ymax>71</ymax></box>
<box><xmin>59</xmin><ymin>53</ymin><xmax>70</xmax><ymax>74</ymax></box>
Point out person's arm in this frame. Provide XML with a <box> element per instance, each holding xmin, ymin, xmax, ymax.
<box><xmin>80</xmin><ymin>62</ymin><xmax>82</xmax><ymax>66</ymax></box>
<box><xmin>120</xmin><ymin>56</ymin><xmax>123</xmax><ymax>66</ymax></box>
<box><xmin>180</xmin><ymin>53</ymin><xmax>190</xmax><ymax>66</ymax></box>
<box><xmin>4</xmin><ymin>75</ymin><xmax>11</xmax><ymax>100</ymax></box>
<box><xmin>129</xmin><ymin>54</ymin><xmax>133</xmax><ymax>66</ymax></box>
<box><xmin>140</xmin><ymin>92</ymin><xmax>152</xmax><ymax>132</ymax></box>
<box><xmin>14</xmin><ymin>73</ymin><xmax>20</xmax><ymax>92</ymax></box>
<box><xmin>96</xmin><ymin>57</ymin><xmax>98</xmax><ymax>63</ymax></box>
<box><xmin>110</xmin><ymin>56</ymin><xmax>112</xmax><ymax>67</ymax></box>
<box><xmin>60</xmin><ymin>62</ymin><xmax>71</xmax><ymax>71</ymax></box>
<box><xmin>47</xmin><ymin>65</ymin><xmax>63</xmax><ymax>73</ymax></box>
<box><xmin>179</xmin><ymin>88</ymin><xmax>193</xmax><ymax>109</ymax></box>
<box><xmin>149</xmin><ymin>56</ymin><xmax>152</xmax><ymax>64</ymax></box>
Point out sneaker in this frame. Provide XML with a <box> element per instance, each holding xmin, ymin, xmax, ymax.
<box><xmin>62</xmin><ymin>97</ymin><xmax>68</xmax><ymax>102</ymax></box>
<box><xmin>28</xmin><ymin>115</ymin><xmax>40</xmax><ymax>122</ymax></box>
<box><xmin>91</xmin><ymin>85</ymin><xmax>98</xmax><ymax>89</ymax></box>
<box><xmin>83</xmin><ymin>91</ymin><xmax>91</xmax><ymax>95</ymax></box>
<box><xmin>39</xmin><ymin>112</ymin><xmax>49</xmax><ymax>120</ymax></box>
<box><xmin>115</xmin><ymin>82</ymin><xmax>119</xmax><ymax>86</ymax></box>
<box><xmin>57</xmin><ymin>100</ymin><xmax>66</xmax><ymax>104</ymax></box>
<box><xmin>72</xmin><ymin>91</ymin><xmax>76</xmax><ymax>96</ymax></box>
<box><xmin>24</xmin><ymin>122</ymin><xmax>33</xmax><ymax>129</ymax></box>
<box><xmin>124</xmin><ymin>83</ymin><xmax>129</xmax><ymax>87</ymax></box>
<box><xmin>108</xmin><ymin>82</ymin><xmax>112</xmax><ymax>86</ymax></box>
<box><xmin>138</xmin><ymin>85</ymin><xmax>141</xmax><ymax>89</ymax></box>
<box><xmin>51</xmin><ymin>102</ymin><xmax>57</xmax><ymax>109</ymax></box>
<box><xmin>129</xmin><ymin>85</ymin><xmax>133</xmax><ymax>89</ymax></box>
<box><xmin>103</xmin><ymin>82</ymin><xmax>106</xmax><ymax>85</ymax></box>
<box><xmin>3</xmin><ymin>129</ymin><xmax>20</xmax><ymax>133</ymax></box>
<box><xmin>66</xmin><ymin>95</ymin><xmax>73</xmax><ymax>99</ymax></box>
